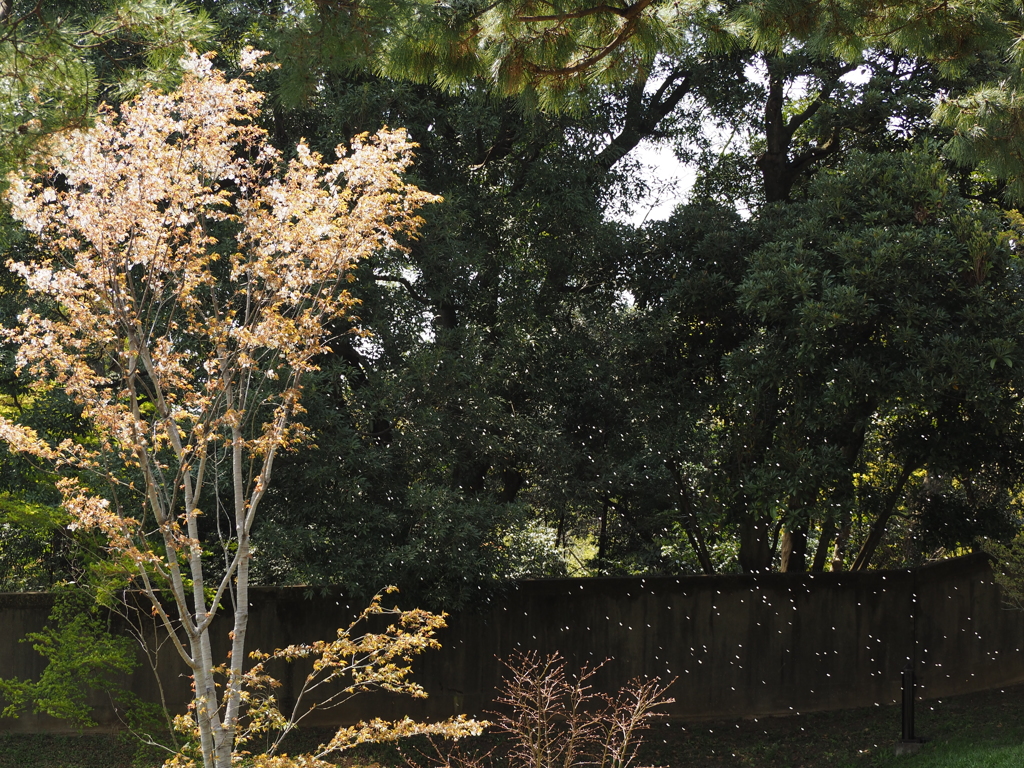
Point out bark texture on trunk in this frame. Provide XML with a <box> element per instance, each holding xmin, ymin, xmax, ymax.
<box><xmin>779</xmin><ymin>522</ymin><xmax>808</xmax><ymax>572</ymax></box>
<box><xmin>739</xmin><ymin>514</ymin><xmax>774</xmax><ymax>573</ymax></box>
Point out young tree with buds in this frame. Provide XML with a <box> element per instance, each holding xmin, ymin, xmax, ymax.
<box><xmin>0</xmin><ymin>49</ymin><xmax>477</xmax><ymax>768</ymax></box>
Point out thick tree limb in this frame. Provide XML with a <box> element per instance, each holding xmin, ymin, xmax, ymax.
<box><xmin>596</xmin><ymin>66</ymin><xmax>692</xmax><ymax>170</ymax></box>
<box><xmin>851</xmin><ymin>457</ymin><xmax>918</xmax><ymax>571</ymax></box>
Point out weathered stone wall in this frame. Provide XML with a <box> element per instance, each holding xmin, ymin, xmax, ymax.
<box><xmin>1</xmin><ymin>553</ymin><xmax>1020</xmax><ymax>733</ymax></box>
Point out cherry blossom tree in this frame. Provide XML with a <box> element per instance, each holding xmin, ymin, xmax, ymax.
<box><xmin>0</xmin><ymin>49</ymin><xmax>475</xmax><ymax>768</ymax></box>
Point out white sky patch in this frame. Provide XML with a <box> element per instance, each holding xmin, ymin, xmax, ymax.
<box><xmin>841</xmin><ymin>65</ymin><xmax>873</xmax><ymax>86</ymax></box>
<box><xmin>605</xmin><ymin>59</ymin><xmax>873</xmax><ymax>228</ymax></box>
<box><xmin>605</xmin><ymin>61</ymin><xmax>741</xmax><ymax>226</ymax></box>
<box><xmin>609</xmin><ymin>140</ymin><xmax>696</xmax><ymax>226</ymax></box>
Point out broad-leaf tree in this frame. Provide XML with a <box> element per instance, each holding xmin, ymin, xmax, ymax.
<box><xmin>229</xmin><ymin>0</ymin><xmax>1024</xmax><ymax>582</ymax></box>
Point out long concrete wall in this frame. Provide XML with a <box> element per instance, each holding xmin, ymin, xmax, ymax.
<box><xmin>1</xmin><ymin>553</ymin><xmax>1021</xmax><ymax>733</ymax></box>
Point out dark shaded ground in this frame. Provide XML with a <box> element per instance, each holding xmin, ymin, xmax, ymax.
<box><xmin>638</xmin><ymin>683</ymin><xmax>1024</xmax><ymax>767</ymax></box>
<box><xmin>1</xmin><ymin>683</ymin><xmax>1022</xmax><ymax>767</ymax></box>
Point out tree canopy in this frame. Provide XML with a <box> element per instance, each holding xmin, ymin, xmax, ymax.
<box><xmin>3</xmin><ymin>0</ymin><xmax>1024</xmax><ymax>610</ymax></box>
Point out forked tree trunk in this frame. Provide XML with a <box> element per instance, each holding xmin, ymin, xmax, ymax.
<box><xmin>811</xmin><ymin>516</ymin><xmax>837</xmax><ymax>572</ymax></box>
<box><xmin>667</xmin><ymin>460</ymin><xmax>714</xmax><ymax>574</ymax></box>
<box><xmin>851</xmin><ymin>459</ymin><xmax>917</xmax><ymax>571</ymax></box>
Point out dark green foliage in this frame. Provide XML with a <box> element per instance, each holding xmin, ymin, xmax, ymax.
<box><xmin>4</xmin><ymin>0</ymin><xmax>1024</xmax><ymax>607</ymax></box>
<box><xmin>984</xmin><ymin>535</ymin><xmax>1024</xmax><ymax>612</ymax></box>
<box><xmin>242</xmin><ymin>72</ymin><xmax>641</xmax><ymax>607</ymax></box>
<box><xmin>229</xmin><ymin>2</ymin><xmax>1024</xmax><ymax>586</ymax></box>
<box><xmin>730</xmin><ymin>149</ymin><xmax>1024</xmax><ymax>569</ymax></box>
<box><xmin>0</xmin><ymin>497</ymin><xmax>71</xmax><ymax>592</ymax></box>
<box><xmin>0</xmin><ymin>587</ymin><xmax>145</xmax><ymax>729</ymax></box>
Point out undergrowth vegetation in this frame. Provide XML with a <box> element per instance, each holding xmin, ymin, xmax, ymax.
<box><xmin>0</xmin><ymin>683</ymin><xmax>1022</xmax><ymax>768</ymax></box>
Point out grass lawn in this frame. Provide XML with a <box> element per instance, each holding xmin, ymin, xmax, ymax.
<box><xmin>0</xmin><ymin>683</ymin><xmax>1021</xmax><ymax>767</ymax></box>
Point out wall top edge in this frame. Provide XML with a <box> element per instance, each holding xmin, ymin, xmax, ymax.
<box><xmin>0</xmin><ymin>553</ymin><xmax>991</xmax><ymax>607</ymax></box>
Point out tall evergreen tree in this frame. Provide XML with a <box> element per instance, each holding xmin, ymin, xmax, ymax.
<box><xmin>6</xmin><ymin>0</ymin><xmax>1024</xmax><ymax>598</ymax></box>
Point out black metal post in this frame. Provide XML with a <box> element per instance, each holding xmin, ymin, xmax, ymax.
<box><xmin>901</xmin><ymin>663</ymin><xmax>915</xmax><ymax>742</ymax></box>
<box><xmin>895</xmin><ymin>574</ymin><xmax>925</xmax><ymax>756</ymax></box>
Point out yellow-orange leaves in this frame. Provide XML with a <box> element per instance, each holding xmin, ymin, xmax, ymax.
<box><xmin>2</xmin><ymin>47</ymin><xmax>438</xmax><ymax>545</ymax></box>
<box><xmin>1</xmin><ymin>50</ymin><xmax>442</xmax><ymax>768</ymax></box>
